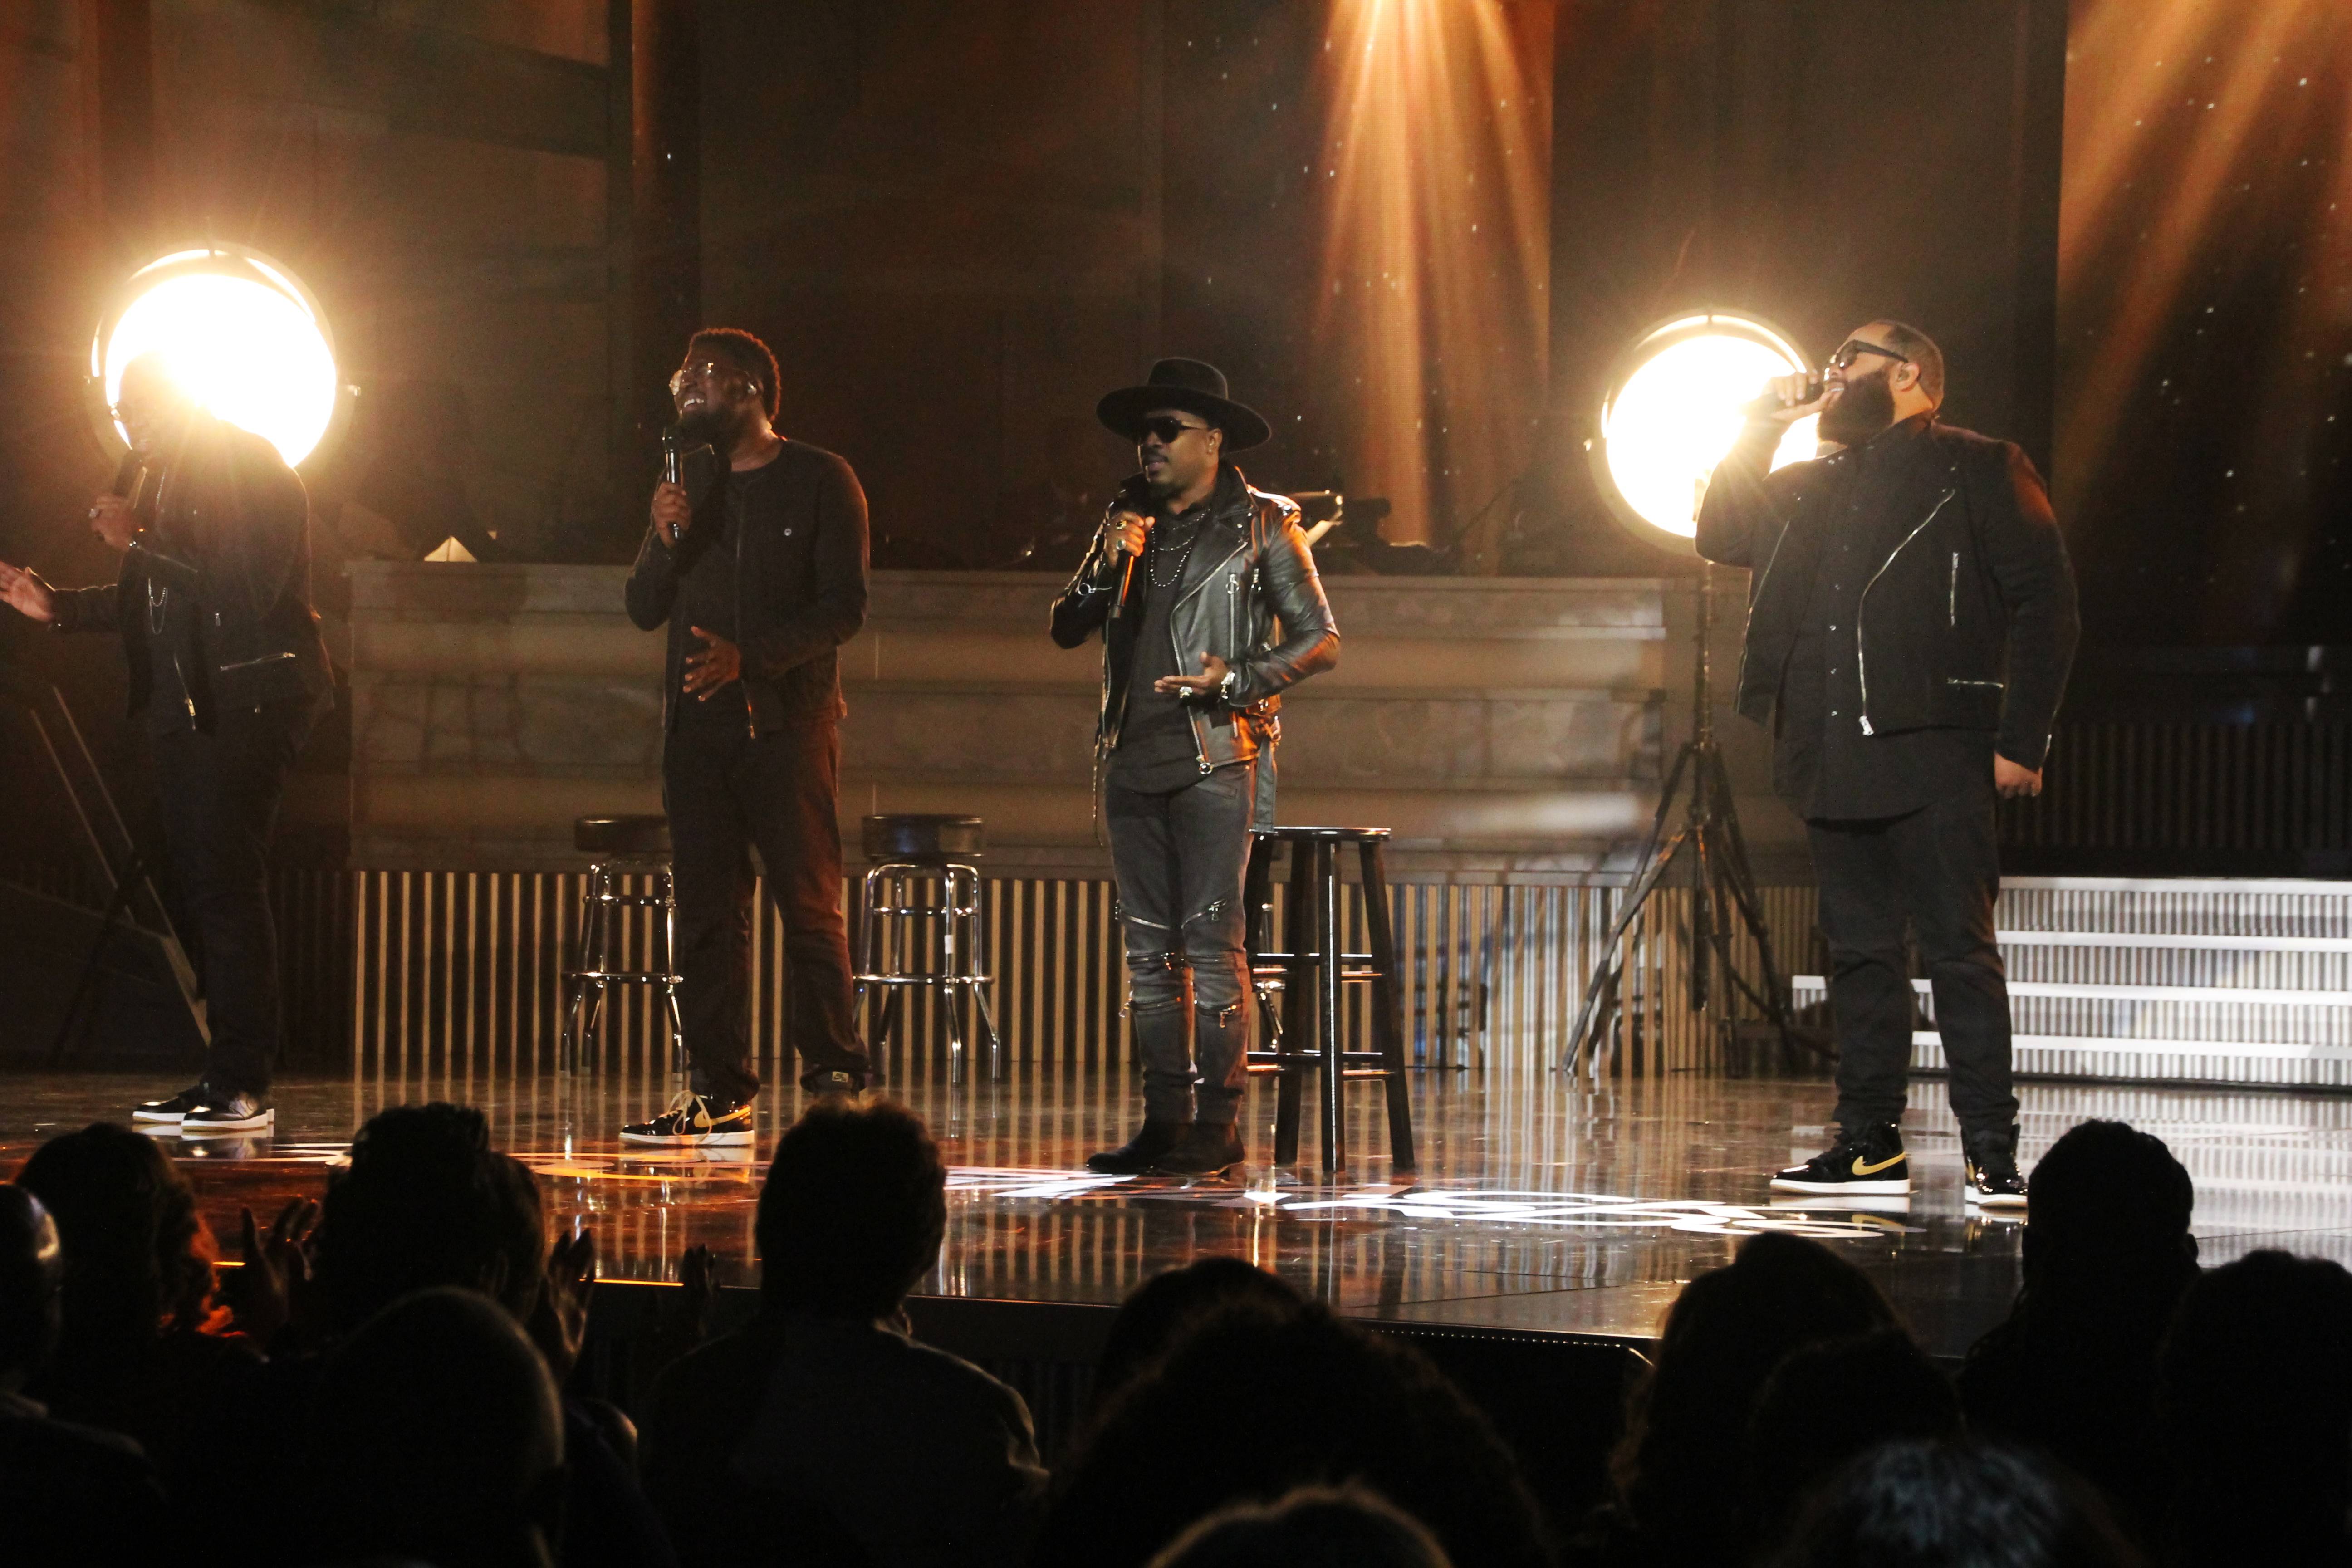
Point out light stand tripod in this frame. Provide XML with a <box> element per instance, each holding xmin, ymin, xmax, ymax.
<box><xmin>1561</xmin><ymin>562</ymin><xmax>1808</xmax><ymax>1073</ymax></box>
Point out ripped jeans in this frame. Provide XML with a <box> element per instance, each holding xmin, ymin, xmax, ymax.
<box><xmin>1105</xmin><ymin>760</ymin><xmax>1257</xmax><ymax>1126</ymax></box>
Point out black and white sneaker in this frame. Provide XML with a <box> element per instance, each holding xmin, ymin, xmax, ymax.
<box><xmin>181</xmin><ymin>1092</ymin><xmax>274</xmax><ymax>1134</ymax></box>
<box><xmin>1963</xmin><ymin>1124</ymin><xmax>2030</xmax><ymax>1211</ymax></box>
<box><xmin>132</xmin><ymin>1085</ymin><xmax>209</xmax><ymax>1124</ymax></box>
<box><xmin>1769</xmin><ymin>1121</ymin><xmax>1911</xmax><ymax>1196</ymax></box>
<box><xmin>621</xmin><ymin>1092</ymin><xmax>755</xmax><ymax>1147</ymax></box>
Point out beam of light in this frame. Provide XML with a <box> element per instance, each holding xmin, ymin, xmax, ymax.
<box><xmin>1596</xmin><ymin>316</ymin><xmax>1818</xmax><ymax>543</ymax></box>
<box><xmin>1313</xmin><ymin>0</ymin><xmax>1551</xmax><ymax>556</ymax></box>
<box><xmin>93</xmin><ymin>250</ymin><xmax>339</xmax><ymax>466</ymax></box>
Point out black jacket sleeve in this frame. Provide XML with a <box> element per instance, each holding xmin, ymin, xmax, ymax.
<box><xmin>1229</xmin><ymin>511</ymin><xmax>1338</xmax><ymax>704</ymax></box>
<box><xmin>737</xmin><ymin>453</ymin><xmax>869</xmax><ymax>680</ymax></box>
<box><xmin>1049</xmin><ymin>530</ymin><xmax>1123</xmax><ymax>648</ymax></box>
<box><xmin>1695</xmin><ymin>421</ymin><xmax>1807</xmax><ymax>569</ymax></box>
<box><xmin>1975</xmin><ymin>443</ymin><xmax>2079</xmax><ymax>771</ymax></box>
<box><xmin>46</xmin><ymin>578</ymin><xmax>121</xmax><ymax>634</ymax></box>
<box><xmin>624</xmin><ymin>522</ymin><xmax>680</xmax><ymax>632</ymax></box>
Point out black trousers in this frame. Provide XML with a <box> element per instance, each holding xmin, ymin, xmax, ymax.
<box><xmin>664</xmin><ymin>715</ymin><xmax>867</xmax><ymax>1100</ymax></box>
<box><xmin>1105</xmin><ymin>761</ymin><xmax>1256</xmax><ymax>1126</ymax></box>
<box><xmin>152</xmin><ymin>699</ymin><xmax>316</xmax><ymax>1097</ymax></box>
<box><xmin>1809</xmin><ymin>791</ymin><xmax>2018</xmax><ymax>1136</ymax></box>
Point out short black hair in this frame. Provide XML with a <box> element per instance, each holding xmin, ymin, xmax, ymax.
<box><xmin>1872</xmin><ymin>320</ymin><xmax>1946</xmax><ymax>407</ymax></box>
<box><xmin>755</xmin><ymin>1097</ymin><xmax>946</xmax><ymax>1318</ymax></box>
<box><xmin>689</xmin><ymin>327</ymin><xmax>781</xmax><ymax>421</ymax></box>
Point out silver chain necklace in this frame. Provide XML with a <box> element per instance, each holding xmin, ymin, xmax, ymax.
<box><xmin>1147</xmin><ymin>509</ymin><xmax>1208</xmax><ymax>590</ymax></box>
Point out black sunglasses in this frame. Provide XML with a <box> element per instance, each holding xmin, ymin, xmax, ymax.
<box><xmin>1829</xmin><ymin>339</ymin><xmax>1910</xmax><ymax>371</ymax></box>
<box><xmin>1137</xmin><ymin>416</ymin><xmax>1211</xmax><ymax>446</ymax></box>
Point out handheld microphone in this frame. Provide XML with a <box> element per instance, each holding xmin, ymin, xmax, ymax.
<box><xmin>111</xmin><ymin>451</ymin><xmax>156</xmax><ymax>521</ymax></box>
<box><xmin>1740</xmin><ymin>374</ymin><xmax>1826</xmax><ymax>420</ymax></box>
<box><xmin>661</xmin><ymin>426</ymin><xmax>685</xmax><ymax>487</ymax></box>
<box><xmin>1105</xmin><ymin>480</ymin><xmax>1151</xmax><ymax>623</ymax></box>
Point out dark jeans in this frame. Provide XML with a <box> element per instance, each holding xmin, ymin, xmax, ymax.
<box><xmin>664</xmin><ymin>715</ymin><xmax>867</xmax><ymax>1101</ymax></box>
<box><xmin>1809</xmin><ymin>790</ymin><xmax>2018</xmax><ymax>1136</ymax></box>
<box><xmin>1105</xmin><ymin>760</ymin><xmax>1256</xmax><ymax>1125</ymax></box>
<box><xmin>152</xmin><ymin>699</ymin><xmax>316</xmax><ymax>1097</ymax></box>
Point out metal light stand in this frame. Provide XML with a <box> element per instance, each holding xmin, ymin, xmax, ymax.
<box><xmin>1561</xmin><ymin>563</ymin><xmax>1808</xmax><ymax>1073</ymax></box>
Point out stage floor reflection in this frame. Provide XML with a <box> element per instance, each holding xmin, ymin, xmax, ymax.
<box><xmin>7</xmin><ymin>1063</ymin><xmax>2350</xmax><ymax>1357</ymax></box>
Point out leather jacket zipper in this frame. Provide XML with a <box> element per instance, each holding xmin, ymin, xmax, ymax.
<box><xmin>1735</xmin><ymin>516</ymin><xmax>1795</xmax><ymax>700</ymax></box>
<box><xmin>218</xmin><ymin>650</ymin><xmax>295</xmax><ymax>672</ymax></box>
<box><xmin>1855</xmin><ymin>487</ymin><xmax>1958</xmax><ymax>735</ymax></box>
<box><xmin>1948</xmin><ymin>551</ymin><xmax>1959</xmax><ymax>628</ymax></box>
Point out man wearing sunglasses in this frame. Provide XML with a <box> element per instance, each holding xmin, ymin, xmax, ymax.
<box><xmin>1052</xmin><ymin>358</ymin><xmax>1338</xmax><ymax>1176</ymax></box>
<box><xmin>1697</xmin><ymin>321</ymin><xmax>2078</xmax><ymax>1211</ymax></box>
<box><xmin>0</xmin><ymin>353</ymin><xmax>332</xmax><ymax>1133</ymax></box>
<box><xmin>621</xmin><ymin>328</ymin><xmax>873</xmax><ymax>1144</ymax></box>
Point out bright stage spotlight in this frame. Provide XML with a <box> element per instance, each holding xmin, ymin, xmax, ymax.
<box><xmin>1590</xmin><ymin>312</ymin><xmax>1819</xmax><ymax>549</ymax></box>
<box><xmin>88</xmin><ymin>245</ymin><xmax>343</xmax><ymax>467</ymax></box>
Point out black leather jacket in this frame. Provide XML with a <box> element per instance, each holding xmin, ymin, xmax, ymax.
<box><xmin>48</xmin><ymin>413</ymin><xmax>333</xmax><ymax>726</ymax></box>
<box><xmin>1696</xmin><ymin>415</ymin><xmax>2079</xmax><ymax>769</ymax></box>
<box><xmin>1050</xmin><ymin>463</ymin><xmax>1338</xmax><ymax>774</ymax></box>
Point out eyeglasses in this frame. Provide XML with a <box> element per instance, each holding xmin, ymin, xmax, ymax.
<box><xmin>669</xmin><ymin>360</ymin><xmax>755</xmax><ymax>399</ymax></box>
<box><xmin>1829</xmin><ymin>339</ymin><xmax>1910</xmax><ymax>371</ymax></box>
<box><xmin>1137</xmin><ymin>416</ymin><xmax>1211</xmax><ymax>446</ymax></box>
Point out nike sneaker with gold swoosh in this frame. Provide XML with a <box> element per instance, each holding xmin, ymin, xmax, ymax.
<box><xmin>1770</xmin><ymin>1121</ymin><xmax>1911</xmax><ymax>1196</ymax></box>
<box><xmin>1962</xmin><ymin>1122</ymin><xmax>2029</xmax><ymax>1211</ymax></box>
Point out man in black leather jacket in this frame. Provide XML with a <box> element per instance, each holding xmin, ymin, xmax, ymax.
<box><xmin>1697</xmin><ymin>321</ymin><xmax>2078</xmax><ymax>1210</ymax></box>
<box><xmin>621</xmin><ymin>328</ymin><xmax>874</xmax><ymax>1146</ymax></box>
<box><xmin>1052</xmin><ymin>359</ymin><xmax>1338</xmax><ymax>1176</ymax></box>
<box><xmin>0</xmin><ymin>355</ymin><xmax>332</xmax><ymax>1133</ymax></box>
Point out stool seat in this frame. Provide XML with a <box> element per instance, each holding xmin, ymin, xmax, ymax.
<box><xmin>862</xmin><ymin>814</ymin><xmax>985</xmax><ymax>863</ymax></box>
<box><xmin>1253</xmin><ymin>825</ymin><xmax>1392</xmax><ymax>842</ymax></box>
<box><xmin>575</xmin><ymin>815</ymin><xmax>671</xmax><ymax>858</ymax></box>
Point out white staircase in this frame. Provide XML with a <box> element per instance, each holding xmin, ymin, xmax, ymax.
<box><xmin>1790</xmin><ymin>876</ymin><xmax>2352</xmax><ymax>1088</ymax></box>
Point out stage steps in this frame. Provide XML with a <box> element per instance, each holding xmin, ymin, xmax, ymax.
<box><xmin>1789</xmin><ymin>876</ymin><xmax>2352</xmax><ymax>1088</ymax></box>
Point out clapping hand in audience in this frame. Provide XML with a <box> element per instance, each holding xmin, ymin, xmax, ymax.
<box><xmin>530</xmin><ymin>1226</ymin><xmax>598</xmax><ymax>1382</ymax></box>
<box><xmin>228</xmin><ymin>1196</ymin><xmax>318</xmax><ymax>1348</ymax></box>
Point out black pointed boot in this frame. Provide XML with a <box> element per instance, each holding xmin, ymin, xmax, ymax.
<box><xmin>1087</xmin><ymin>1118</ymin><xmax>1186</xmax><ymax>1174</ymax></box>
<box><xmin>1156</xmin><ymin>1120</ymin><xmax>1244</xmax><ymax>1176</ymax></box>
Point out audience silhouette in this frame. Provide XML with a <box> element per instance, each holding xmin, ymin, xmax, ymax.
<box><xmin>1090</xmin><ymin>1253</ymin><xmax>1304</xmax><ymax>1417</ymax></box>
<box><xmin>18</xmin><ymin>1087</ymin><xmax>2352</xmax><ymax>1568</ymax></box>
<box><xmin>304</xmin><ymin>1286</ymin><xmax>569</xmax><ymax>1568</ymax></box>
<box><xmin>1743</xmin><ymin>1326</ymin><xmax>1963</xmax><ymax>1548</ymax></box>
<box><xmin>1034</xmin><ymin>1294</ymin><xmax>1551</xmax><ymax>1568</ymax></box>
<box><xmin>1573</xmin><ymin>1230</ymin><xmax>1897</xmax><ymax>1567</ymax></box>
<box><xmin>0</xmin><ymin>1182</ymin><xmax>171</xmax><ymax>1559</ymax></box>
<box><xmin>1770</xmin><ymin>1440</ymin><xmax>2142</xmax><ymax>1568</ymax></box>
<box><xmin>1143</xmin><ymin>1482</ymin><xmax>1456</xmax><ymax>1568</ymax></box>
<box><xmin>1958</xmin><ymin>1120</ymin><xmax>2198</xmax><ymax>1544</ymax></box>
<box><xmin>642</xmin><ymin>1095</ymin><xmax>1048</xmax><ymax>1568</ymax></box>
<box><xmin>2159</xmin><ymin>1249</ymin><xmax>2352</xmax><ymax>1565</ymax></box>
<box><xmin>12</xmin><ymin>1121</ymin><xmax>255</xmax><ymax>1503</ymax></box>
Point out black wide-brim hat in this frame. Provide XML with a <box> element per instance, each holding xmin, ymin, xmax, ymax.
<box><xmin>1097</xmin><ymin>358</ymin><xmax>1272</xmax><ymax>451</ymax></box>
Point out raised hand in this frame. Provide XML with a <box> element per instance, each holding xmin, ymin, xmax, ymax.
<box><xmin>0</xmin><ymin>559</ymin><xmax>56</xmax><ymax>623</ymax></box>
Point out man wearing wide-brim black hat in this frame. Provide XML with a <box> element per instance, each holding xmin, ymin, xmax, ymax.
<box><xmin>1051</xmin><ymin>359</ymin><xmax>1338</xmax><ymax>1177</ymax></box>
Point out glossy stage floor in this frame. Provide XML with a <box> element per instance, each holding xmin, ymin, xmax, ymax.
<box><xmin>8</xmin><ymin>1058</ymin><xmax>2351</xmax><ymax>1361</ymax></box>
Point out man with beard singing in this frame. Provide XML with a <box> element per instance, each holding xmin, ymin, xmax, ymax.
<box><xmin>621</xmin><ymin>328</ymin><xmax>873</xmax><ymax>1145</ymax></box>
<box><xmin>1696</xmin><ymin>321</ymin><xmax>2078</xmax><ymax>1210</ymax></box>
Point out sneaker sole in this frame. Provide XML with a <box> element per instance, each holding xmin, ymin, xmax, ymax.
<box><xmin>1769</xmin><ymin>1174</ymin><xmax>1912</xmax><ymax>1195</ymax></box>
<box><xmin>183</xmin><ymin>1112</ymin><xmax>274</xmax><ymax>1134</ymax></box>
<box><xmin>131</xmin><ymin>1108</ymin><xmax>187</xmax><ymax>1123</ymax></box>
<box><xmin>1967</xmin><ymin>1189</ymin><xmax>2029</xmax><ymax>1210</ymax></box>
<box><xmin>619</xmin><ymin>1128</ymin><xmax>755</xmax><ymax>1146</ymax></box>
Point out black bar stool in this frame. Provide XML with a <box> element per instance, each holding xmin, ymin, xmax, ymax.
<box><xmin>1244</xmin><ymin>826</ymin><xmax>1416</xmax><ymax>1173</ymax></box>
<box><xmin>561</xmin><ymin>815</ymin><xmax>683</xmax><ymax>1075</ymax></box>
<box><xmin>854</xmin><ymin>814</ymin><xmax>1001</xmax><ymax>1083</ymax></box>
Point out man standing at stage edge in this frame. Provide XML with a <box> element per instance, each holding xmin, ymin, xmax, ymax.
<box><xmin>1053</xmin><ymin>359</ymin><xmax>1338</xmax><ymax>1177</ymax></box>
<box><xmin>622</xmin><ymin>328</ymin><xmax>873</xmax><ymax>1146</ymax></box>
<box><xmin>1697</xmin><ymin>321</ymin><xmax>2078</xmax><ymax>1210</ymax></box>
<box><xmin>0</xmin><ymin>354</ymin><xmax>333</xmax><ymax>1133</ymax></box>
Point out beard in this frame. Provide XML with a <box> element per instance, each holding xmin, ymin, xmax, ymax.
<box><xmin>1818</xmin><ymin>366</ymin><xmax>1897</xmax><ymax>447</ymax></box>
<box><xmin>675</xmin><ymin>400</ymin><xmax>746</xmax><ymax>449</ymax></box>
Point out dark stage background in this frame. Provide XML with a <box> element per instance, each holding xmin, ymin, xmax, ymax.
<box><xmin>4</xmin><ymin>0</ymin><xmax>2352</xmax><ymax>898</ymax></box>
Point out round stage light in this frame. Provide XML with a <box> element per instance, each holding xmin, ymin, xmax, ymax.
<box><xmin>1590</xmin><ymin>312</ymin><xmax>1819</xmax><ymax>548</ymax></box>
<box><xmin>89</xmin><ymin>245</ymin><xmax>343</xmax><ymax>467</ymax></box>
